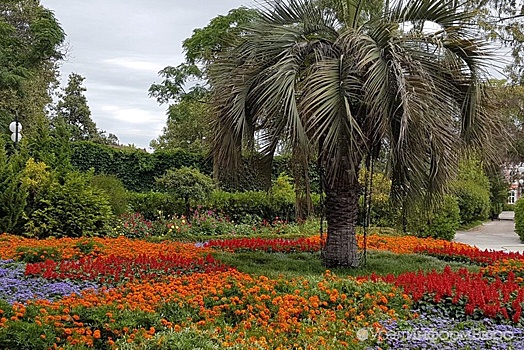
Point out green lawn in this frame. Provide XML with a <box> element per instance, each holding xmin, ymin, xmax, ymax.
<box><xmin>213</xmin><ymin>249</ymin><xmax>479</xmax><ymax>280</ymax></box>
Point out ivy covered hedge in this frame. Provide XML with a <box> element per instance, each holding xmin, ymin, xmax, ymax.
<box><xmin>70</xmin><ymin>142</ymin><xmax>211</xmax><ymax>192</ymax></box>
<box><xmin>69</xmin><ymin>142</ymin><xmax>309</xmax><ymax>192</ymax></box>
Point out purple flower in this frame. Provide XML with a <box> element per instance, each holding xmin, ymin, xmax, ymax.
<box><xmin>0</xmin><ymin>260</ymin><xmax>101</xmax><ymax>304</ymax></box>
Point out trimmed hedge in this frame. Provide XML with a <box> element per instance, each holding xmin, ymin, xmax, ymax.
<box><xmin>70</xmin><ymin>142</ymin><xmax>211</xmax><ymax>192</ymax></box>
<box><xmin>69</xmin><ymin>141</ymin><xmax>318</xmax><ymax>193</ymax></box>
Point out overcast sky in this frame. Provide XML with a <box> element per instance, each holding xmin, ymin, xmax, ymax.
<box><xmin>39</xmin><ymin>0</ymin><xmax>249</xmax><ymax>149</ymax></box>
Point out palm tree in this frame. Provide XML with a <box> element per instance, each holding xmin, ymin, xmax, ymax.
<box><xmin>209</xmin><ymin>0</ymin><xmax>503</xmax><ymax>267</ymax></box>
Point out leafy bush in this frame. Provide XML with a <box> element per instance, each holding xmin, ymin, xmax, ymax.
<box><xmin>24</xmin><ymin>171</ymin><xmax>113</xmax><ymax>238</ymax></box>
<box><xmin>453</xmin><ymin>157</ymin><xmax>491</xmax><ymax>225</ymax></box>
<box><xmin>514</xmin><ymin>198</ymin><xmax>524</xmax><ymax>241</ymax></box>
<box><xmin>270</xmin><ymin>173</ymin><xmax>295</xmax><ymax>219</ymax></box>
<box><xmin>407</xmin><ymin>196</ymin><xmax>461</xmax><ymax>241</ymax></box>
<box><xmin>129</xmin><ymin>175</ymin><xmax>310</xmax><ymax>225</ymax></box>
<box><xmin>0</xmin><ymin>146</ymin><xmax>28</xmax><ymax>234</ymax></box>
<box><xmin>152</xmin><ymin>208</ymin><xmax>235</xmax><ymax>237</ymax></box>
<box><xmin>358</xmin><ymin>171</ymin><xmax>399</xmax><ymax>227</ymax></box>
<box><xmin>90</xmin><ymin>174</ymin><xmax>129</xmax><ymax>215</ymax></box>
<box><xmin>504</xmin><ymin>203</ymin><xmax>515</xmax><ymax>211</ymax></box>
<box><xmin>128</xmin><ymin>191</ymin><xmax>185</xmax><ymax>221</ymax></box>
<box><xmin>156</xmin><ymin>166</ymin><xmax>214</xmax><ymax>218</ymax></box>
<box><xmin>454</xmin><ymin>181</ymin><xmax>491</xmax><ymax>224</ymax></box>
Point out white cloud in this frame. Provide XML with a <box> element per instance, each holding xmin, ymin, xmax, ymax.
<box><xmin>99</xmin><ymin>106</ymin><xmax>165</xmax><ymax>125</ymax></box>
<box><xmin>102</xmin><ymin>58</ymin><xmax>164</xmax><ymax>74</ymax></box>
<box><xmin>39</xmin><ymin>0</ymin><xmax>251</xmax><ymax>148</ymax></box>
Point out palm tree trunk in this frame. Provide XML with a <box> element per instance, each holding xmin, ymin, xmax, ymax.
<box><xmin>322</xmin><ymin>173</ymin><xmax>361</xmax><ymax>268</ymax></box>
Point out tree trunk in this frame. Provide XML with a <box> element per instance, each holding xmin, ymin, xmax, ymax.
<box><xmin>322</xmin><ymin>172</ymin><xmax>361</xmax><ymax>268</ymax></box>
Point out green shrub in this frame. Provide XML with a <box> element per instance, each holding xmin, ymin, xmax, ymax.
<box><xmin>504</xmin><ymin>203</ymin><xmax>515</xmax><ymax>211</ymax></box>
<box><xmin>128</xmin><ymin>192</ymin><xmax>185</xmax><ymax>221</ymax></box>
<box><xmin>488</xmin><ymin>171</ymin><xmax>509</xmax><ymax>218</ymax></box>
<box><xmin>24</xmin><ymin>171</ymin><xmax>113</xmax><ymax>238</ymax></box>
<box><xmin>454</xmin><ymin>181</ymin><xmax>491</xmax><ymax>224</ymax></box>
<box><xmin>69</xmin><ymin>141</ymin><xmax>318</xmax><ymax>192</ymax></box>
<box><xmin>357</xmin><ymin>171</ymin><xmax>400</xmax><ymax>227</ymax></box>
<box><xmin>129</xmin><ymin>181</ymin><xmax>307</xmax><ymax>225</ymax></box>
<box><xmin>0</xmin><ymin>146</ymin><xmax>29</xmax><ymax>234</ymax></box>
<box><xmin>514</xmin><ymin>198</ymin><xmax>524</xmax><ymax>241</ymax></box>
<box><xmin>90</xmin><ymin>174</ymin><xmax>130</xmax><ymax>215</ymax></box>
<box><xmin>156</xmin><ymin>166</ymin><xmax>214</xmax><ymax>218</ymax></box>
<box><xmin>209</xmin><ymin>190</ymin><xmax>273</xmax><ymax>223</ymax></box>
<box><xmin>407</xmin><ymin>195</ymin><xmax>461</xmax><ymax>241</ymax></box>
<box><xmin>453</xmin><ymin>157</ymin><xmax>491</xmax><ymax>225</ymax></box>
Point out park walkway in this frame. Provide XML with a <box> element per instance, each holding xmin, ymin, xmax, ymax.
<box><xmin>454</xmin><ymin>211</ymin><xmax>524</xmax><ymax>253</ymax></box>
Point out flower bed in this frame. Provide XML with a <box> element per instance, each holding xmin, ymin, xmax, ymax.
<box><xmin>360</xmin><ymin>266</ymin><xmax>524</xmax><ymax>323</ymax></box>
<box><xmin>1</xmin><ymin>232</ymin><xmax>524</xmax><ymax>349</ymax></box>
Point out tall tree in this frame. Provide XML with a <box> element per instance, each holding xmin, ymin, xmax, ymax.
<box><xmin>464</xmin><ymin>0</ymin><xmax>524</xmax><ymax>83</ymax></box>
<box><xmin>149</xmin><ymin>8</ymin><xmax>258</xmax><ymax>152</ymax></box>
<box><xmin>489</xmin><ymin>81</ymin><xmax>524</xmax><ymax>161</ymax></box>
<box><xmin>0</xmin><ymin>0</ymin><xmax>65</xmax><ymax>135</ymax></box>
<box><xmin>210</xmin><ymin>0</ymin><xmax>504</xmax><ymax>267</ymax></box>
<box><xmin>54</xmin><ymin>72</ymin><xmax>100</xmax><ymax>142</ymax></box>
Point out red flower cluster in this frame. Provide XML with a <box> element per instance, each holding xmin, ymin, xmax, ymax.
<box><xmin>361</xmin><ymin>266</ymin><xmax>524</xmax><ymax>322</ymax></box>
<box><xmin>24</xmin><ymin>254</ymin><xmax>229</xmax><ymax>284</ymax></box>
<box><xmin>204</xmin><ymin>236</ymin><xmax>322</xmax><ymax>253</ymax></box>
<box><xmin>415</xmin><ymin>244</ymin><xmax>524</xmax><ymax>265</ymax></box>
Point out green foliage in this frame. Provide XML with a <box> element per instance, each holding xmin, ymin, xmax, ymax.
<box><xmin>454</xmin><ymin>182</ymin><xmax>491</xmax><ymax>224</ymax></box>
<box><xmin>358</xmin><ymin>171</ymin><xmax>399</xmax><ymax>227</ymax></box>
<box><xmin>453</xmin><ymin>158</ymin><xmax>491</xmax><ymax>224</ymax></box>
<box><xmin>150</xmin><ymin>97</ymin><xmax>211</xmax><ymax>153</ymax></box>
<box><xmin>0</xmin><ymin>144</ymin><xmax>29</xmax><ymax>234</ymax></box>
<box><xmin>112</xmin><ymin>212</ymin><xmax>155</xmax><ymax>238</ymax></box>
<box><xmin>24</xmin><ymin>171</ymin><xmax>113</xmax><ymax>238</ymax></box>
<box><xmin>269</xmin><ymin>173</ymin><xmax>295</xmax><ymax>219</ymax></box>
<box><xmin>90</xmin><ymin>174</ymin><xmax>129</xmax><ymax>215</ymax></box>
<box><xmin>487</xmin><ymin>171</ymin><xmax>508</xmax><ymax>218</ymax></box>
<box><xmin>70</xmin><ymin>141</ymin><xmax>212</xmax><ymax>192</ymax></box>
<box><xmin>0</xmin><ymin>155</ymin><xmax>28</xmax><ymax>233</ymax></box>
<box><xmin>514</xmin><ymin>198</ymin><xmax>524</xmax><ymax>241</ymax></box>
<box><xmin>69</xmin><ymin>141</ymin><xmax>311</xmax><ymax>193</ymax></box>
<box><xmin>54</xmin><ymin>72</ymin><xmax>102</xmax><ymax>142</ymax></box>
<box><xmin>156</xmin><ymin>166</ymin><xmax>214</xmax><ymax>202</ymax></box>
<box><xmin>75</xmin><ymin>238</ymin><xmax>103</xmax><ymax>256</ymax></box>
<box><xmin>504</xmin><ymin>203</ymin><xmax>515</xmax><ymax>211</ymax></box>
<box><xmin>406</xmin><ymin>196</ymin><xmax>461</xmax><ymax>241</ymax></box>
<box><xmin>20</xmin><ymin>157</ymin><xmax>54</xmax><ymax>231</ymax></box>
<box><xmin>156</xmin><ymin>166</ymin><xmax>214</xmax><ymax>218</ymax></box>
<box><xmin>209</xmin><ymin>190</ymin><xmax>280</xmax><ymax>223</ymax></box>
<box><xmin>26</xmin><ymin>115</ymin><xmax>73</xmax><ymax>171</ymax></box>
<box><xmin>183</xmin><ymin>7</ymin><xmax>258</xmax><ymax>65</ymax></box>
<box><xmin>15</xmin><ymin>246</ymin><xmax>61</xmax><ymax>263</ymax></box>
<box><xmin>0</xmin><ymin>0</ymin><xmax>65</xmax><ymax>130</ymax></box>
<box><xmin>128</xmin><ymin>186</ymin><xmax>301</xmax><ymax>227</ymax></box>
<box><xmin>128</xmin><ymin>191</ymin><xmax>185</xmax><ymax>221</ymax></box>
